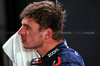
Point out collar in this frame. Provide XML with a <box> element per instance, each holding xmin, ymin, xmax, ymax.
<box><xmin>31</xmin><ymin>39</ymin><xmax>68</xmax><ymax>65</ymax></box>
<box><xmin>41</xmin><ymin>39</ymin><xmax>68</xmax><ymax>61</ymax></box>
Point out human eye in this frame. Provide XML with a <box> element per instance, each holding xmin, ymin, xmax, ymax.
<box><xmin>26</xmin><ymin>26</ymin><xmax>29</xmax><ymax>29</ymax></box>
<box><xmin>23</xmin><ymin>24</ymin><xmax>31</xmax><ymax>30</ymax></box>
<box><xmin>26</xmin><ymin>26</ymin><xmax>30</xmax><ymax>30</ymax></box>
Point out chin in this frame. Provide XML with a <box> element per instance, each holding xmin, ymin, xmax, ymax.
<box><xmin>23</xmin><ymin>47</ymin><xmax>32</xmax><ymax>49</ymax></box>
<box><xmin>23</xmin><ymin>46</ymin><xmax>34</xmax><ymax>49</ymax></box>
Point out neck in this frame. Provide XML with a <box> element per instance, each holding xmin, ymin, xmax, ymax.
<box><xmin>36</xmin><ymin>39</ymin><xmax>63</xmax><ymax>56</ymax></box>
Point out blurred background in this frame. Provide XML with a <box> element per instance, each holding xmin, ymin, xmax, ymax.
<box><xmin>0</xmin><ymin>0</ymin><xmax>100</xmax><ymax>66</ymax></box>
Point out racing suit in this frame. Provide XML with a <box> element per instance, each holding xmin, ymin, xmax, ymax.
<box><xmin>31</xmin><ymin>39</ymin><xmax>85</xmax><ymax>66</ymax></box>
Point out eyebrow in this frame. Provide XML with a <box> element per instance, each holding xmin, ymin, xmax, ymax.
<box><xmin>22</xmin><ymin>24</ymin><xmax>31</xmax><ymax>28</ymax></box>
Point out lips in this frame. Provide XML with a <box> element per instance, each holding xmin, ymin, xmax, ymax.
<box><xmin>21</xmin><ymin>37</ymin><xmax>25</xmax><ymax>43</ymax></box>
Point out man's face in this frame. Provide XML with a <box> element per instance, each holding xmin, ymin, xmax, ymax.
<box><xmin>18</xmin><ymin>17</ymin><xmax>44</xmax><ymax>49</ymax></box>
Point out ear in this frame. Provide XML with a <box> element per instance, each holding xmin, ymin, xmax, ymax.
<box><xmin>45</xmin><ymin>28</ymin><xmax>53</xmax><ymax>39</ymax></box>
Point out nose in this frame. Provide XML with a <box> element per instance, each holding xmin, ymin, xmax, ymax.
<box><xmin>18</xmin><ymin>26</ymin><xmax>26</xmax><ymax>35</ymax></box>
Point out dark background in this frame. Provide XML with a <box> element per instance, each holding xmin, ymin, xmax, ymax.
<box><xmin>0</xmin><ymin>0</ymin><xmax>100</xmax><ymax>66</ymax></box>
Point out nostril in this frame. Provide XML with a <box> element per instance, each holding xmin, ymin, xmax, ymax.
<box><xmin>18</xmin><ymin>29</ymin><xmax>25</xmax><ymax>35</ymax></box>
<box><xmin>18</xmin><ymin>30</ymin><xmax>21</xmax><ymax>35</ymax></box>
<box><xmin>19</xmin><ymin>32</ymin><xmax>25</xmax><ymax>35</ymax></box>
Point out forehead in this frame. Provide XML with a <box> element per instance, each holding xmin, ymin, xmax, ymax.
<box><xmin>21</xmin><ymin>17</ymin><xmax>40</xmax><ymax>29</ymax></box>
<box><xmin>21</xmin><ymin>17</ymin><xmax>35</xmax><ymax>24</ymax></box>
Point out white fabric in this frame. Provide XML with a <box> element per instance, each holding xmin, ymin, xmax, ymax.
<box><xmin>2</xmin><ymin>32</ymin><xmax>39</xmax><ymax>66</ymax></box>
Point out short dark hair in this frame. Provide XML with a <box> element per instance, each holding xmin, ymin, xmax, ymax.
<box><xmin>20</xmin><ymin>1</ymin><xmax>66</xmax><ymax>41</ymax></box>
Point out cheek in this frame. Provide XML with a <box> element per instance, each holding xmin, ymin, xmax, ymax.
<box><xmin>26</xmin><ymin>30</ymin><xmax>44</xmax><ymax>42</ymax></box>
<box><xmin>27</xmin><ymin>31</ymin><xmax>36</xmax><ymax>37</ymax></box>
<box><xmin>27</xmin><ymin>31</ymin><xmax>39</xmax><ymax>40</ymax></box>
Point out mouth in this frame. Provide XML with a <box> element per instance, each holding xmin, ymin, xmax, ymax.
<box><xmin>21</xmin><ymin>37</ymin><xmax>25</xmax><ymax>43</ymax></box>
